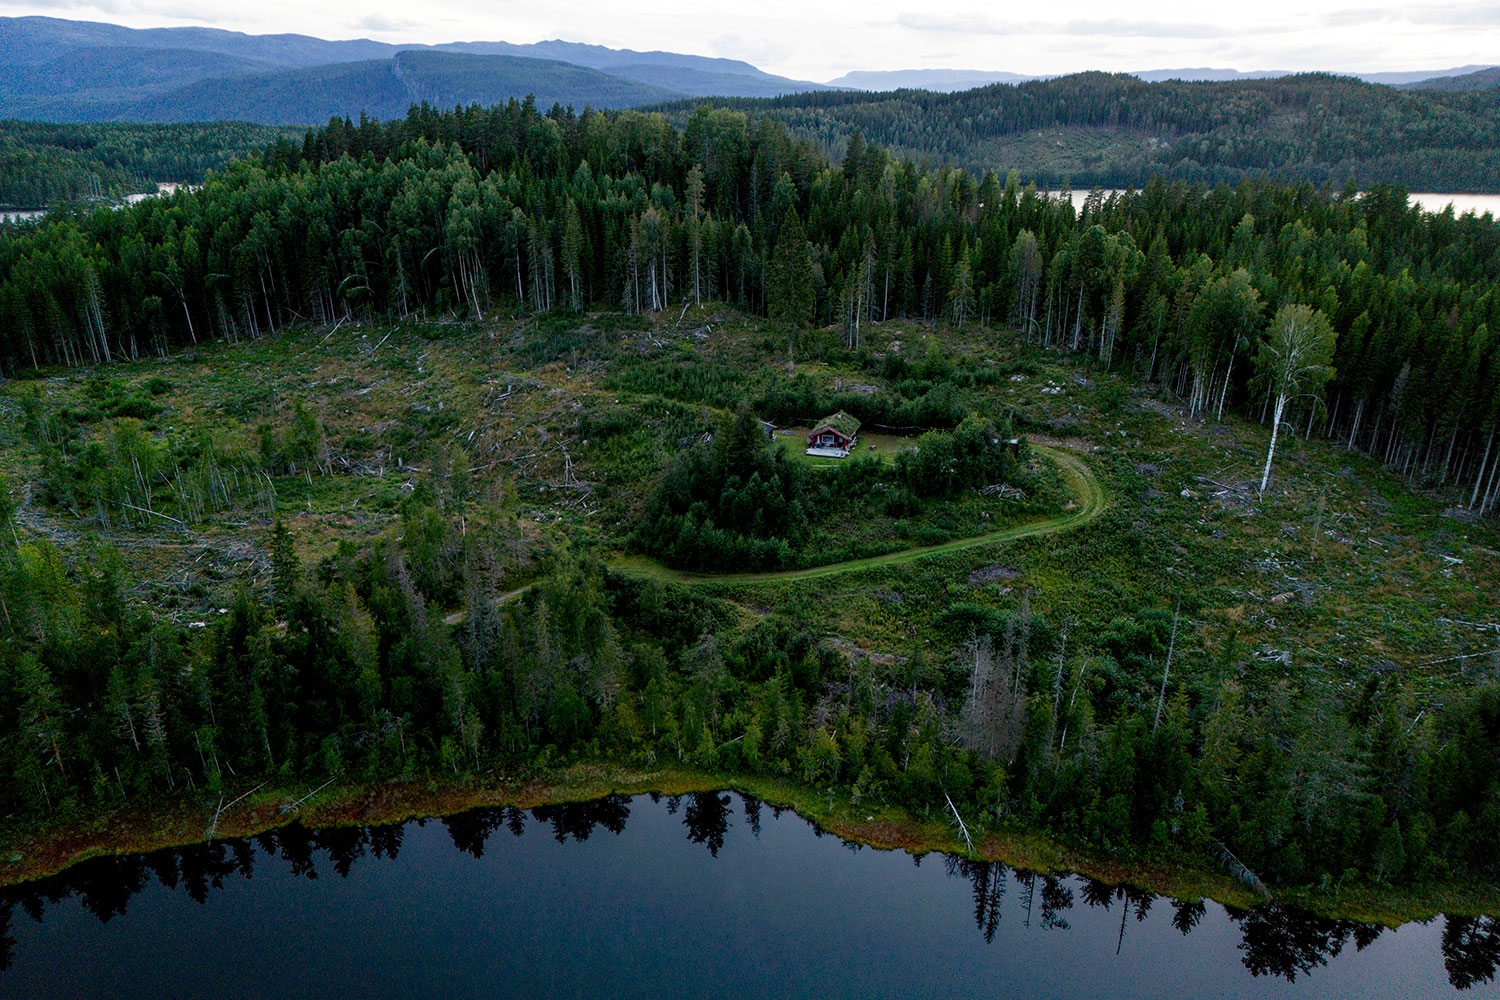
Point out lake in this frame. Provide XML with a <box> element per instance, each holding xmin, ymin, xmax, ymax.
<box><xmin>0</xmin><ymin>184</ymin><xmax>193</xmax><ymax>226</ymax></box>
<box><xmin>7</xmin><ymin>189</ymin><xmax>1495</xmax><ymax>229</ymax></box>
<box><xmin>1</xmin><ymin>792</ymin><xmax>1493</xmax><ymax>998</ymax></box>
<box><xmin>1408</xmin><ymin>193</ymin><xmax>1500</xmax><ymax>218</ymax></box>
<box><xmin>1061</xmin><ymin>190</ymin><xmax>1500</xmax><ymax>219</ymax></box>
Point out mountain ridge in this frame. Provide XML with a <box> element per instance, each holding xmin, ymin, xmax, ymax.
<box><xmin>0</xmin><ymin>14</ymin><xmax>832</xmax><ymax>121</ymax></box>
<box><xmin>125</xmin><ymin>52</ymin><xmax>687</xmax><ymax>125</ymax></box>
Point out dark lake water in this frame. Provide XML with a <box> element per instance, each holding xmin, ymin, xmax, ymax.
<box><xmin>2</xmin><ymin>792</ymin><xmax>1496</xmax><ymax>998</ymax></box>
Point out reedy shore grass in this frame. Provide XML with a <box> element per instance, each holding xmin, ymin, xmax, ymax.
<box><xmin>3</xmin><ymin>761</ymin><xmax>1498</xmax><ymax>926</ymax></box>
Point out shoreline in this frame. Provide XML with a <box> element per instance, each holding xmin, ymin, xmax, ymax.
<box><xmin>3</xmin><ymin>762</ymin><xmax>1496</xmax><ymax>926</ymax></box>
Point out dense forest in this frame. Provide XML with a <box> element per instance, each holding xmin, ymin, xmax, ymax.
<box><xmin>655</xmin><ymin>73</ymin><xmax>1500</xmax><ymax>190</ymax></box>
<box><xmin>0</xmin><ymin>121</ymin><xmax>288</xmax><ymax>207</ymax></box>
<box><xmin>4</xmin><ymin>100</ymin><xmax>1500</xmax><ymax>898</ymax></box>
<box><xmin>2</xmin><ymin>99</ymin><xmax>1497</xmax><ymax>513</ymax></box>
<box><xmin>4</xmin><ymin>489</ymin><xmax>1500</xmax><ymax>892</ymax></box>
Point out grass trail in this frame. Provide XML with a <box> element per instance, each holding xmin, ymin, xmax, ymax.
<box><xmin>606</xmin><ymin>444</ymin><xmax>1106</xmax><ymax>586</ymax></box>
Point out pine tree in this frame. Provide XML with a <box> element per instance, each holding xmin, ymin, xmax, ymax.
<box><xmin>561</xmin><ymin>199</ymin><xmax>584</xmax><ymax>312</ymax></box>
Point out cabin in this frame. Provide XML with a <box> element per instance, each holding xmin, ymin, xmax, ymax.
<box><xmin>806</xmin><ymin>411</ymin><xmax>861</xmax><ymax>457</ymax></box>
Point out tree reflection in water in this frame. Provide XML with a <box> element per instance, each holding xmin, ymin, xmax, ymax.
<box><xmin>1443</xmin><ymin>916</ymin><xmax>1500</xmax><ymax>991</ymax></box>
<box><xmin>0</xmin><ymin>902</ymin><xmax>11</xmax><ymax>973</ymax></box>
<box><xmin>1226</xmin><ymin>903</ymin><xmax>1386</xmax><ymax>982</ymax></box>
<box><xmin>945</xmin><ymin>858</ymin><xmax>1005</xmax><ymax>943</ymax></box>
<box><xmin>1074</xmin><ymin>879</ymin><xmax>1153</xmax><ymax>954</ymax></box>
<box><xmin>0</xmin><ymin>793</ymin><xmax>1493</xmax><ymax>992</ymax></box>
<box><xmin>683</xmin><ymin>791</ymin><xmax>732</xmax><ymax>857</ymax></box>
<box><xmin>1171</xmin><ymin>899</ymin><xmax>1207</xmax><ymax>935</ymax></box>
<box><xmin>532</xmin><ymin>796</ymin><xmax>630</xmax><ymax>844</ymax></box>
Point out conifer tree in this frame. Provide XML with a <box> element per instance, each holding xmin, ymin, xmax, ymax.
<box><xmin>768</xmin><ymin>207</ymin><xmax>813</xmax><ymax>330</ymax></box>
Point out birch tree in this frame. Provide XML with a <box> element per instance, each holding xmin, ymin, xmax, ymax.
<box><xmin>948</xmin><ymin>255</ymin><xmax>975</xmax><ymax>330</ymax></box>
<box><xmin>1185</xmin><ymin>269</ymin><xmax>1260</xmax><ymax>419</ymax></box>
<box><xmin>686</xmin><ymin>165</ymin><xmax>705</xmax><ymax>307</ymax></box>
<box><xmin>1257</xmin><ymin>304</ymin><xmax>1337</xmax><ymax>493</ymax></box>
<box><xmin>1009</xmin><ymin>229</ymin><xmax>1042</xmax><ymax>340</ymax></box>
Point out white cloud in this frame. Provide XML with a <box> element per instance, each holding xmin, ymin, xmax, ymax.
<box><xmin>895</xmin><ymin>13</ymin><xmax>1237</xmax><ymax>39</ymax></box>
<box><xmin>158</xmin><ymin>7</ymin><xmax>222</xmax><ymax>21</ymax></box>
<box><xmin>349</xmin><ymin>14</ymin><xmax>418</xmax><ymax>34</ymax></box>
<box><xmin>709</xmin><ymin>33</ymin><xmax>788</xmax><ymax>69</ymax></box>
<box><xmin>2</xmin><ymin>0</ymin><xmax>127</xmax><ymax>11</ymax></box>
<box><xmin>1324</xmin><ymin>4</ymin><xmax>1500</xmax><ymax>27</ymax></box>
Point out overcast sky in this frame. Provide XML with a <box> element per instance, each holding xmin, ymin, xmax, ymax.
<box><xmin>4</xmin><ymin>1</ymin><xmax>1499</xmax><ymax>81</ymax></box>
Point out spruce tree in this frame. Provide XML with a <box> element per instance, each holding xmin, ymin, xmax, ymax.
<box><xmin>768</xmin><ymin>207</ymin><xmax>814</xmax><ymax>330</ymax></box>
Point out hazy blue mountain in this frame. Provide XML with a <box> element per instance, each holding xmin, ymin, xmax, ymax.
<box><xmin>439</xmin><ymin>42</ymin><xmax>831</xmax><ymax>95</ymax></box>
<box><xmin>127</xmin><ymin>52</ymin><xmax>683</xmax><ymax>125</ymax></box>
<box><xmin>826</xmin><ymin>69</ymin><xmax>1042</xmax><ymax>91</ymax></box>
<box><xmin>1132</xmin><ymin>68</ymin><xmax>1291</xmax><ymax>82</ymax></box>
<box><xmin>0</xmin><ymin>15</ymin><xmax>399</xmax><ymax>68</ymax></box>
<box><xmin>0</xmin><ymin>15</ymin><xmax>829</xmax><ymax>118</ymax></box>
<box><xmin>438</xmin><ymin>40</ymin><xmax>759</xmax><ymax>75</ymax></box>
<box><xmin>603</xmin><ymin>63</ymin><xmax>820</xmax><ymax>97</ymax></box>
<box><xmin>127</xmin><ymin>59</ymin><xmax>410</xmax><ymax>124</ymax></box>
<box><xmin>1399</xmin><ymin>66</ymin><xmax>1500</xmax><ymax>91</ymax></box>
<box><xmin>0</xmin><ymin>46</ymin><xmax>270</xmax><ymax>98</ymax></box>
<box><xmin>387</xmin><ymin>51</ymin><xmax>682</xmax><ymax>112</ymax></box>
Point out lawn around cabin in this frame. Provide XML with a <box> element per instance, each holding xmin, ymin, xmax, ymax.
<box><xmin>779</xmin><ymin>427</ymin><xmax>918</xmax><ymax>469</ymax></box>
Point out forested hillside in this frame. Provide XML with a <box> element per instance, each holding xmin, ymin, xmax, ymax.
<box><xmin>2</xmin><ymin>100</ymin><xmax>1497</xmax><ymax>512</ymax></box>
<box><xmin>655</xmin><ymin>73</ymin><xmax>1500</xmax><ymax>191</ymax></box>
<box><xmin>0</xmin><ymin>121</ymin><xmax>289</xmax><ymax>207</ymax></box>
<box><xmin>1403</xmin><ymin>67</ymin><xmax>1500</xmax><ymax>92</ymax></box>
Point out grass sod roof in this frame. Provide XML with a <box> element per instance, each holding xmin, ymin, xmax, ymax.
<box><xmin>812</xmin><ymin>410</ymin><xmax>861</xmax><ymax>439</ymax></box>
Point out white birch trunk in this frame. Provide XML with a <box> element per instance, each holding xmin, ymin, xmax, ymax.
<box><xmin>1260</xmin><ymin>392</ymin><xmax>1287</xmax><ymax>493</ymax></box>
<box><xmin>1471</xmin><ymin>426</ymin><xmax>1495</xmax><ymax>508</ymax></box>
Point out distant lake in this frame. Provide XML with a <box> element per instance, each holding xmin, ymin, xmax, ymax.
<box><xmin>1</xmin><ymin>792</ymin><xmax>1493</xmax><ymax>999</ymax></box>
<box><xmin>1060</xmin><ymin>190</ymin><xmax>1500</xmax><ymax>218</ymax></box>
<box><xmin>6</xmin><ymin>187</ymin><xmax>1495</xmax><ymax>228</ymax></box>
<box><xmin>0</xmin><ymin>183</ymin><xmax>193</xmax><ymax>226</ymax></box>
<box><xmin>1408</xmin><ymin>193</ymin><xmax>1500</xmax><ymax>218</ymax></box>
